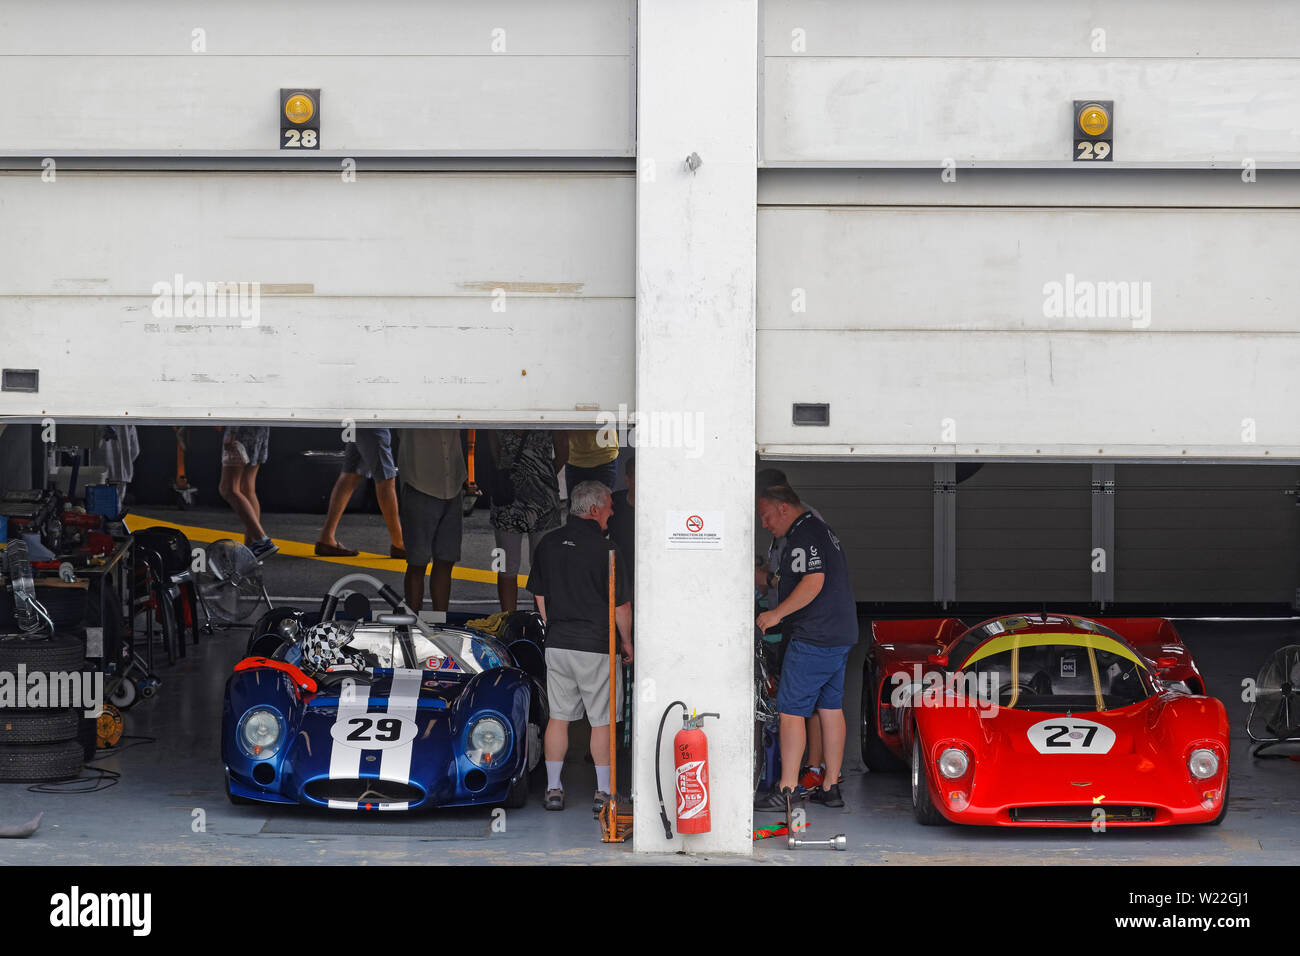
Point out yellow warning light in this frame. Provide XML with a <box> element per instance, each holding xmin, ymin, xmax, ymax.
<box><xmin>284</xmin><ymin>94</ymin><xmax>315</xmax><ymax>125</ymax></box>
<box><xmin>1078</xmin><ymin>103</ymin><xmax>1109</xmax><ymax>137</ymax></box>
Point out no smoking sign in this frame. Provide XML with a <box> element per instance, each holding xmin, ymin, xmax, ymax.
<box><xmin>666</xmin><ymin>511</ymin><xmax>724</xmax><ymax>550</ymax></box>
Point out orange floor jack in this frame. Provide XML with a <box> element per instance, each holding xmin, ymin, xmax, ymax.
<box><xmin>599</xmin><ymin>550</ymin><xmax>633</xmax><ymax>843</ymax></box>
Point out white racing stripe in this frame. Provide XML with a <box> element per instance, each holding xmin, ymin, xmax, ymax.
<box><xmin>327</xmin><ymin>681</ymin><xmax>372</xmax><ymax>780</ymax></box>
<box><xmin>380</xmin><ymin>668</ymin><xmax>424</xmax><ymax>785</ymax></box>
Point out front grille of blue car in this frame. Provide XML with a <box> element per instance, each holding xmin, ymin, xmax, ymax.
<box><xmin>304</xmin><ymin>778</ymin><xmax>425</xmax><ymax>804</ymax></box>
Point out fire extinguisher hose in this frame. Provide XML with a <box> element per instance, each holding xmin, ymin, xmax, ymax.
<box><xmin>655</xmin><ymin>700</ymin><xmax>688</xmax><ymax>839</ymax></box>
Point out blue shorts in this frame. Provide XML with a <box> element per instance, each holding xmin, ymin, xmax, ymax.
<box><xmin>777</xmin><ymin>640</ymin><xmax>854</xmax><ymax>717</ymax></box>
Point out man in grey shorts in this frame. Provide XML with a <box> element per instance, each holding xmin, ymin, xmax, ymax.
<box><xmin>526</xmin><ymin>481</ymin><xmax>633</xmax><ymax>813</ymax></box>
<box><xmin>396</xmin><ymin>428</ymin><xmax>466</xmax><ymax>612</ymax></box>
<box><xmin>315</xmin><ymin>428</ymin><xmax>405</xmax><ymax>559</ymax></box>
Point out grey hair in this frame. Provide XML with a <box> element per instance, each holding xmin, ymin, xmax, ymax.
<box><xmin>570</xmin><ymin>480</ymin><xmax>611</xmax><ymax>517</ymax></box>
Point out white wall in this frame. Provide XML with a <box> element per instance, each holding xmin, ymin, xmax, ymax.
<box><xmin>0</xmin><ymin>0</ymin><xmax>634</xmax><ymax>154</ymax></box>
<box><xmin>0</xmin><ymin>171</ymin><xmax>634</xmax><ymax>423</ymax></box>
<box><xmin>634</xmin><ymin>0</ymin><xmax>756</xmax><ymax>856</ymax></box>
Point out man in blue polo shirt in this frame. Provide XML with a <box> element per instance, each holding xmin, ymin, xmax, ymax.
<box><xmin>754</xmin><ymin>485</ymin><xmax>857</xmax><ymax>810</ymax></box>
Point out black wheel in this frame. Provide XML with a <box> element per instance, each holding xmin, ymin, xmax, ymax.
<box><xmin>225</xmin><ymin>773</ymin><xmax>256</xmax><ymax>806</ymax></box>
<box><xmin>503</xmin><ymin>770</ymin><xmax>529</xmax><ymax>809</ymax></box>
<box><xmin>860</xmin><ymin>661</ymin><xmax>906</xmax><ymax>772</ymax></box>
<box><xmin>0</xmin><ymin>632</ymin><xmax>85</xmax><ymax>672</ymax></box>
<box><xmin>109</xmin><ymin>677</ymin><xmax>139</xmax><ymax>710</ymax></box>
<box><xmin>910</xmin><ymin>731</ymin><xmax>944</xmax><ymax>826</ymax></box>
<box><xmin>0</xmin><ymin>708</ymin><xmax>79</xmax><ymax>745</ymax></box>
<box><xmin>0</xmin><ymin>740</ymin><xmax>84</xmax><ymax>782</ymax></box>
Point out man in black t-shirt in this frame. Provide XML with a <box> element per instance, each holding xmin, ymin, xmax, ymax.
<box><xmin>754</xmin><ymin>485</ymin><xmax>857</xmax><ymax>810</ymax></box>
<box><xmin>527</xmin><ymin>481</ymin><xmax>633</xmax><ymax>814</ymax></box>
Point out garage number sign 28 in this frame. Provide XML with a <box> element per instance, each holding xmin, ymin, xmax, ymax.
<box><xmin>1073</xmin><ymin>100</ymin><xmax>1113</xmax><ymax>161</ymax></box>
<box><xmin>280</xmin><ymin>88</ymin><xmax>321</xmax><ymax>150</ymax></box>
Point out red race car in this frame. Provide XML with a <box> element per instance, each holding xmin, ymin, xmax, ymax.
<box><xmin>860</xmin><ymin>613</ymin><xmax>1229</xmax><ymax>827</ymax></box>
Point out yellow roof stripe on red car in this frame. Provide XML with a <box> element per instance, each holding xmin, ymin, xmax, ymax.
<box><xmin>962</xmin><ymin>632</ymin><xmax>1148</xmax><ymax>671</ymax></box>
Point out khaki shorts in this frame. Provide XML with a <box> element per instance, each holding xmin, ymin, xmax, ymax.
<box><xmin>545</xmin><ymin>647</ymin><xmax>623</xmax><ymax>726</ymax></box>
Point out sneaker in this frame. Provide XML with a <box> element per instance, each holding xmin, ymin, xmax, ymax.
<box><xmin>544</xmin><ymin>789</ymin><xmax>564</xmax><ymax>811</ymax></box>
<box><xmin>798</xmin><ymin>765</ymin><xmax>824</xmax><ymax>792</ymax></box>
<box><xmin>593</xmin><ymin>790</ymin><xmax>612</xmax><ymax>816</ymax></box>
<box><xmin>249</xmin><ymin>538</ymin><xmax>279</xmax><ymax>559</ymax></box>
<box><xmin>809</xmin><ymin>782</ymin><xmax>845</xmax><ymax>808</ymax></box>
<box><xmin>754</xmin><ymin>786</ymin><xmax>795</xmax><ymax>812</ymax></box>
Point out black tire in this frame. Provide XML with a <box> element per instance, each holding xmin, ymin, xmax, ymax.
<box><xmin>109</xmin><ymin>677</ymin><xmax>139</xmax><ymax>710</ymax></box>
<box><xmin>503</xmin><ymin>770</ymin><xmax>529</xmax><ymax>809</ymax></box>
<box><xmin>77</xmin><ymin>714</ymin><xmax>98</xmax><ymax>761</ymax></box>
<box><xmin>0</xmin><ymin>708</ymin><xmax>79</xmax><ymax>745</ymax></box>
<box><xmin>0</xmin><ymin>632</ymin><xmax>85</xmax><ymax>672</ymax></box>
<box><xmin>910</xmin><ymin>731</ymin><xmax>945</xmax><ymax>826</ymax></box>
<box><xmin>226</xmin><ymin>773</ymin><xmax>256</xmax><ymax>806</ymax></box>
<box><xmin>860</xmin><ymin>661</ymin><xmax>906</xmax><ymax>772</ymax></box>
<box><xmin>0</xmin><ymin>740</ymin><xmax>84</xmax><ymax>782</ymax></box>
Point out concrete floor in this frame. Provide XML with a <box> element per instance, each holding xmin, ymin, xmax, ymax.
<box><xmin>2</xmin><ymin>505</ymin><xmax>1299</xmax><ymax>865</ymax></box>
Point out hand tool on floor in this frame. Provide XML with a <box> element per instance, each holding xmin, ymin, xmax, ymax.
<box><xmin>788</xmin><ymin>832</ymin><xmax>847</xmax><ymax>851</ymax></box>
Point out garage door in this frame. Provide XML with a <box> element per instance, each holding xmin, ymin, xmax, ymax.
<box><xmin>0</xmin><ymin>170</ymin><xmax>634</xmax><ymax>424</ymax></box>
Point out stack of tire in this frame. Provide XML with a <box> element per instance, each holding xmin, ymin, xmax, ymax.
<box><xmin>0</xmin><ymin>631</ymin><xmax>88</xmax><ymax>782</ymax></box>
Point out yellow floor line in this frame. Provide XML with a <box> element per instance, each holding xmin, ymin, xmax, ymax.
<box><xmin>125</xmin><ymin>513</ymin><xmax>523</xmax><ymax>587</ymax></box>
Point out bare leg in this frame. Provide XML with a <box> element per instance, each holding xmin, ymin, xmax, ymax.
<box><xmin>219</xmin><ymin>465</ymin><xmax>265</xmax><ymax>541</ymax></box>
<box><xmin>590</xmin><ymin>723</ymin><xmax>612</xmax><ymax>790</ymax></box>
<box><xmin>807</xmin><ymin>713</ymin><xmax>824</xmax><ymax>769</ymax></box>
<box><xmin>404</xmin><ymin>565</ymin><xmax>425</xmax><ymax>612</ymax></box>
<box><xmin>818</xmin><ymin>707</ymin><xmax>846</xmax><ymax>790</ymax></box>
<box><xmin>429</xmin><ymin>559</ymin><xmax>454</xmax><ymax>611</ymax></box>
<box><xmin>318</xmin><ymin>471</ymin><xmax>364</xmax><ymax>545</ymax></box>
<box><xmin>242</xmin><ymin>465</ymin><xmax>262</xmax><ymax>528</ymax></box>
<box><xmin>497</xmin><ymin>572</ymin><xmax>517</xmax><ymax>613</ymax></box>
<box><xmin>374</xmin><ymin>477</ymin><xmax>404</xmax><ymax>550</ymax></box>
<box><xmin>778</xmin><ymin>713</ymin><xmax>805</xmax><ymax>793</ymax></box>
<box><xmin>544</xmin><ymin>718</ymin><xmax>570</xmax><ymax>763</ymax></box>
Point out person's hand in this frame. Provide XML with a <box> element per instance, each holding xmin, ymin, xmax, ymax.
<box><xmin>621</xmin><ymin>639</ymin><xmax>634</xmax><ymax>663</ymax></box>
<box><xmin>755</xmin><ymin>610</ymin><xmax>781</xmax><ymax>633</ymax></box>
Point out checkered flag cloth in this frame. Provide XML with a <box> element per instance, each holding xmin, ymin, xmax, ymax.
<box><xmin>301</xmin><ymin>620</ymin><xmax>368</xmax><ymax>673</ymax></box>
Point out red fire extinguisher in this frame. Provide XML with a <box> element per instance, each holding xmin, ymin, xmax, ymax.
<box><xmin>657</xmin><ymin>703</ymin><xmax>720</xmax><ymax>839</ymax></box>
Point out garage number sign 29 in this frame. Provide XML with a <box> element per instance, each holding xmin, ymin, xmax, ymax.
<box><xmin>1073</xmin><ymin>100</ymin><xmax>1113</xmax><ymax>162</ymax></box>
<box><xmin>280</xmin><ymin>88</ymin><xmax>320</xmax><ymax>150</ymax></box>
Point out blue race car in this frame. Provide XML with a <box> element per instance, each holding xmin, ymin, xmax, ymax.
<box><xmin>222</xmin><ymin>574</ymin><xmax>547</xmax><ymax>811</ymax></box>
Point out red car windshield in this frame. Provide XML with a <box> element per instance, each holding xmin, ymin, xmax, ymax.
<box><xmin>958</xmin><ymin>633</ymin><xmax>1157</xmax><ymax>712</ymax></box>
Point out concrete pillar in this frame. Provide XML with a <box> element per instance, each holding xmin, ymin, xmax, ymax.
<box><xmin>632</xmin><ymin>0</ymin><xmax>757</xmax><ymax>855</ymax></box>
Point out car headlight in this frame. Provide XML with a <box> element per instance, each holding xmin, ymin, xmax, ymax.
<box><xmin>1188</xmin><ymin>748</ymin><xmax>1219</xmax><ymax>779</ymax></box>
<box><xmin>467</xmin><ymin>716</ymin><xmax>510</xmax><ymax>767</ymax></box>
<box><xmin>238</xmin><ymin>708</ymin><xmax>284</xmax><ymax>760</ymax></box>
<box><xmin>938</xmin><ymin>747</ymin><xmax>970</xmax><ymax>779</ymax></box>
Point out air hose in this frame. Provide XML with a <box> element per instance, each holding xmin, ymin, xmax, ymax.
<box><xmin>655</xmin><ymin>700</ymin><xmax>689</xmax><ymax>839</ymax></box>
